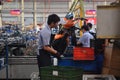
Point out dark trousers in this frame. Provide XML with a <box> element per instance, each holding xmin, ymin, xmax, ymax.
<box><xmin>37</xmin><ymin>49</ymin><xmax>52</xmax><ymax>75</ymax></box>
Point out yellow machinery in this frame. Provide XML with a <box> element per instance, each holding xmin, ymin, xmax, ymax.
<box><xmin>68</xmin><ymin>0</ymin><xmax>85</xmax><ymax>36</ymax></box>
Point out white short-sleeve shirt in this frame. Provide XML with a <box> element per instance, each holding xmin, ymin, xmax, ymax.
<box><xmin>38</xmin><ymin>24</ymin><xmax>51</xmax><ymax>49</ymax></box>
<box><xmin>78</xmin><ymin>31</ymin><xmax>94</xmax><ymax>47</ymax></box>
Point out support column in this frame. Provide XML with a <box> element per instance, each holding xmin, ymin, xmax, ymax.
<box><xmin>78</xmin><ymin>0</ymin><xmax>85</xmax><ymax>36</ymax></box>
<box><xmin>0</xmin><ymin>5</ymin><xmax>2</xmax><ymax>27</ymax></box>
<box><xmin>33</xmin><ymin>0</ymin><xmax>37</xmax><ymax>29</ymax></box>
<box><xmin>21</xmin><ymin>0</ymin><xmax>25</xmax><ymax>31</ymax></box>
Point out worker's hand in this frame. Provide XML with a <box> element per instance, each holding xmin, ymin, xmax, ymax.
<box><xmin>53</xmin><ymin>52</ymin><xmax>61</xmax><ymax>60</ymax></box>
<box><xmin>76</xmin><ymin>43</ymin><xmax>83</xmax><ymax>47</ymax></box>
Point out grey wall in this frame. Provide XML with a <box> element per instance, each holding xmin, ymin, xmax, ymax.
<box><xmin>97</xmin><ymin>6</ymin><xmax>120</xmax><ymax>38</ymax></box>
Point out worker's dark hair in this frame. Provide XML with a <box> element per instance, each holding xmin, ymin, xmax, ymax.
<box><xmin>47</xmin><ymin>14</ymin><xmax>60</xmax><ymax>25</ymax></box>
<box><xmin>81</xmin><ymin>25</ymin><xmax>89</xmax><ymax>31</ymax></box>
<box><xmin>87</xmin><ymin>23</ymin><xmax>92</xmax><ymax>28</ymax></box>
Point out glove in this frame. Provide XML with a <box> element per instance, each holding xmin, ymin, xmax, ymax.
<box><xmin>53</xmin><ymin>52</ymin><xmax>61</xmax><ymax>60</ymax></box>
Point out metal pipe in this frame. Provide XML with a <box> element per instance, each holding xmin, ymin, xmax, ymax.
<box><xmin>69</xmin><ymin>0</ymin><xmax>79</xmax><ymax>12</ymax></box>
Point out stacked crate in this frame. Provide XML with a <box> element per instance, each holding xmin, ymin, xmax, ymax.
<box><xmin>40</xmin><ymin>66</ymin><xmax>83</xmax><ymax>80</ymax></box>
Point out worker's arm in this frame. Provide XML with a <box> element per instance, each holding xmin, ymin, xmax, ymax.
<box><xmin>77</xmin><ymin>41</ymin><xmax>83</xmax><ymax>47</ymax></box>
<box><xmin>40</xmin><ymin>32</ymin><xmax>61</xmax><ymax>59</ymax></box>
<box><xmin>43</xmin><ymin>46</ymin><xmax>61</xmax><ymax>59</ymax></box>
<box><xmin>77</xmin><ymin>36</ymin><xmax>84</xmax><ymax>47</ymax></box>
<box><xmin>43</xmin><ymin>46</ymin><xmax>57</xmax><ymax>54</ymax></box>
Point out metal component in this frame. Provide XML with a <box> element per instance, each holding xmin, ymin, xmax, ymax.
<box><xmin>69</xmin><ymin>0</ymin><xmax>79</xmax><ymax>13</ymax></box>
<box><xmin>68</xmin><ymin>0</ymin><xmax>85</xmax><ymax>36</ymax></box>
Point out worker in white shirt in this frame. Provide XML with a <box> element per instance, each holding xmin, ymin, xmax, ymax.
<box><xmin>77</xmin><ymin>25</ymin><xmax>94</xmax><ymax>47</ymax></box>
<box><xmin>87</xmin><ymin>22</ymin><xmax>96</xmax><ymax>39</ymax></box>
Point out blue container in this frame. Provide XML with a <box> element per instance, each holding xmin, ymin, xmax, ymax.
<box><xmin>58</xmin><ymin>59</ymin><xmax>74</xmax><ymax>67</ymax></box>
<box><xmin>58</xmin><ymin>59</ymin><xmax>97</xmax><ymax>72</ymax></box>
<box><xmin>58</xmin><ymin>53</ymin><xmax>104</xmax><ymax>73</ymax></box>
<box><xmin>95</xmin><ymin>53</ymin><xmax>104</xmax><ymax>73</ymax></box>
<box><xmin>73</xmin><ymin>61</ymin><xmax>97</xmax><ymax>72</ymax></box>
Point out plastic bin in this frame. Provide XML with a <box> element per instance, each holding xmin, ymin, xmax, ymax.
<box><xmin>40</xmin><ymin>66</ymin><xmax>83</xmax><ymax>80</ymax></box>
<box><xmin>58</xmin><ymin>59</ymin><xmax>73</xmax><ymax>66</ymax></box>
<box><xmin>73</xmin><ymin>61</ymin><xmax>97</xmax><ymax>72</ymax></box>
<box><xmin>73</xmin><ymin>47</ymin><xmax>95</xmax><ymax>60</ymax></box>
<box><xmin>58</xmin><ymin>59</ymin><xmax>98</xmax><ymax>72</ymax></box>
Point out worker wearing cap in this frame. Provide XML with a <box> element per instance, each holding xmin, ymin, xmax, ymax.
<box><xmin>37</xmin><ymin>14</ymin><xmax>61</xmax><ymax>75</ymax></box>
<box><xmin>62</xmin><ymin>13</ymin><xmax>76</xmax><ymax>29</ymax></box>
<box><xmin>61</xmin><ymin>13</ymin><xmax>78</xmax><ymax>46</ymax></box>
<box><xmin>77</xmin><ymin>25</ymin><xmax>94</xmax><ymax>47</ymax></box>
<box><xmin>62</xmin><ymin>13</ymin><xmax>84</xmax><ymax>29</ymax></box>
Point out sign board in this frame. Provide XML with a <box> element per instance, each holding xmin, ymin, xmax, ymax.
<box><xmin>86</xmin><ymin>10</ymin><xmax>96</xmax><ymax>15</ymax></box>
<box><xmin>10</xmin><ymin>10</ymin><xmax>21</xmax><ymax>16</ymax></box>
<box><xmin>6</xmin><ymin>0</ymin><xmax>13</xmax><ymax>2</ymax></box>
<box><xmin>86</xmin><ymin>17</ymin><xmax>96</xmax><ymax>25</ymax></box>
<box><xmin>96</xmin><ymin>6</ymin><xmax>120</xmax><ymax>39</ymax></box>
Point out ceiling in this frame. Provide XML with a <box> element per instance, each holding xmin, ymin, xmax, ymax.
<box><xmin>24</xmin><ymin>0</ymin><xmax>71</xmax><ymax>2</ymax></box>
<box><xmin>24</xmin><ymin>0</ymin><xmax>116</xmax><ymax>2</ymax></box>
<box><xmin>9</xmin><ymin>0</ymin><xmax>117</xmax><ymax>2</ymax></box>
